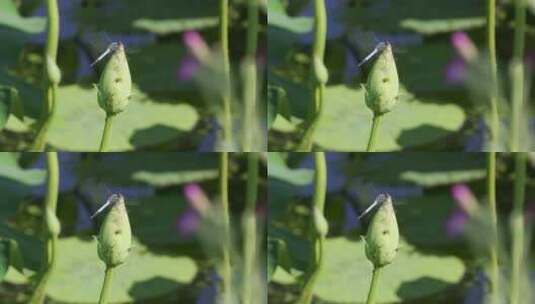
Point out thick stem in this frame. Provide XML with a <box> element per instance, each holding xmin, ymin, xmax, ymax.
<box><xmin>297</xmin><ymin>0</ymin><xmax>327</xmax><ymax>152</ymax></box>
<box><xmin>509</xmin><ymin>0</ymin><xmax>526</xmax><ymax>151</ymax></box>
<box><xmin>241</xmin><ymin>153</ymin><xmax>259</xmax><ymax>304</ymax></box>
<box><xmin>32</xmin><ymin>0</ymin><xmax>60</xmax><ymax>151</ymax></box>
<box><xmin>99</xmin><ymin>114</ymin><xmax>114</xmax><ymax>152</ymax></box>
<box><xmin>366</xmin><ymin>114</ymin><xmax>382</xmax><ymax>152</ymax></box>
<box><xmin>487</xmin><ymin>0</ymin><xmax>500</xmax><ymax>151</ymax></box>
<box><xmin>29</xmin><ymin>152</ymin><xmax>60</xmax><ymax>304</ymax></box>
<box><xmin>486</xmin><ymin>152</ymin><xmax>499</xmax><ymax>302</ymax></box>
<box><xmin>241</xmin><ymin>0</ymin><xmax>259</xmax><ymax>152</ymax></box>
<box><xmin>219</xmin><ymin>152</ymin><xmax>232</xmax><ymax>303</ymax></box>
<box><xmin>297</xmin><ymin>152</ymin><xmax>327</xmax><ymax>304</ymax></box>
<box><xmin>98</xmin><ymin>266</ymin><xmax>114</xmax><ymax>304</ymax></box>
<box><xmin>366</xmin><ymin>267</ymin><xmax>382</xmax><ymax>304</ymax></box>
<box><xmin>509</xmin><ymin>152</ymin><xmax>526</xmax><ymax>304</ymax></box>
<box><xmin>220</xmin><ymin>0</ymin><xmax>233</xmax><ymax>149</ymax></box>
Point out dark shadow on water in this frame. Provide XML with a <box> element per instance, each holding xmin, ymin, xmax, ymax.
<box><xmin>128</xmin><ymin>276</ymin><xmax>182</xmax><ymax>300</ymax></box>
<box><xmin>396</xmin><ymin>276</ymin><xmax>458</xmax><ymax>302</ymax></box>
<box><xmin>129</xmin><ymin>124</ymin><xmax>186</xmax><ymax>149</ymax></box>
<box><xmin>396</xmin><ymin>124</ymin><xmax>453</xmax><ymax>149</ymax></box>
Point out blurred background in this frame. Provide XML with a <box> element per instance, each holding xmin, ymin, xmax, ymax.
<box><xmin>0</xmin><ymin>152</ymin><xmax>267</xmax><ymax>303</ymax></box>
<box><xmin>0</xmin><ymin>0</ymin><xmax>267</xmax><ymax>151</ymax></box>
<box><xmin>268</xmin><ymin>152</ymin><xmax>535</xmax><ymax>303</ymax></box>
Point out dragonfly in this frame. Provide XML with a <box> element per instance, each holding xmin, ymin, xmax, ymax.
<box><xmin>357</xmin><ymin>193</ymin><xmax>392</xmax><ymax>220</ymax></box>
<box><xmin>90</xmin><ymin>193</ymin><xmax>124</xmax><ymax>219</ymax></box>
<box><xmin>90</xmin><ymin>41</ymin><xmax>122</xmax><ymax>67</ymax></box>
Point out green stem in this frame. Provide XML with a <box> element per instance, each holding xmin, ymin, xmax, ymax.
<box><xmin>509</xmin><ymin>0</ymin><xmax>526</xmax><ymax>151</ymax></box>
<box><xmin>241</xmin><ymin>153</ymin><xmax>259</xmax><ymax>304</ymax></box>
<box><xmin>99</xmin><ymin>114</ymin><xmax>114</xmax><ymax>152</ymax></box>
<box><xmin>297</xmin><ymin>152</ymin><xmax>327</xmax><ymax>304</ymax></box>
<box><xmin>487</xmin><ymin>0</ymin><xmax>500</xmax><ymax>151</ymax></box>
<box><xmin>29</xmin><ymin>152</ymin><xmax>60</xmax><ymax>304</ymax></box>
<box><xmin>509</xmin><ymin>152</ymin><xmax>527</xmax><ymax>304</ymax></box>
<box><xmin>98</xmin><ymin>266</ymin><xmax>114</xmax><ymax>304</ymax></box>
<box><xmin>297</xmin><ymin>0</ymin><xmax>327</xmax><ymax>152</ymax></box>
<box><xmin>366</xmin><ymin>267</ymin><xmax>382</xmax><ymax>304</ymax></box>
<box><xmin>486</xmin><ymin>152</ymin><xmax>499</xmax><ymax>302</ymax></box>
<box><xmin>242</xmin><ymin>0</ymin><xmax>259</xmax><ymax>152</ymax></box>
<box><xmin>219</xmin><ymin>152</ymin><xmax>232</xmax><ymax>303</ymax></box>
<box><xmin>366</xmin><ymin>114</ymin><xmax>382</xmax><ymax>152</ymax></box>
<box><xmin>219</xmin><ymin>0</ymin><xmax>233</xmax><ymax>149</ymax></box>
<box><xmin>31</xmin><ymin>0</ymin><xmax>60</xmax><ymax>152</ymax></box>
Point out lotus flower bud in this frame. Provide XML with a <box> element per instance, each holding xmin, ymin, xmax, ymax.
<box><xmin>45</xmin><ymin>56</ymin><xmax>62</xmax><ymax>85</ymax></box>
<box><xmin>97</xmin><ymin>43</ymin><xmax>132</xmax><ymax>115</ymax></box>
<box><xmin>365</xmin><ymin>194</ymin><xmax>399</xmax><ymax>268</ymax></box>
<box><xmin>97</xmin><ymin>194</ymin><xmax>131</xmax><ymax>267</ymax></box>
<box><xmin>312</xmin><ymin>206</ymin><xmax>329</xmax><ymax>237</ymax></box>
<box><xmin>365</xmin><ymin>43</ymin><xmax>399</xmax><ymax>115</ymax></box>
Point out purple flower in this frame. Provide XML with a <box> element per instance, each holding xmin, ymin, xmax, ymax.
<box><xmin>175</xmin><ymin>207</ymin><xmax>201</xmax><ymax>238</ymax></box>
<box><xmin>183</xmin><ymin>183</ymin><xmax>211</xmax><ymax>215</ymax></box>
<box><xmin>177</xmin><ymin>55</ymin><xmax>200</xmax><ymax>81</ymax></box>
<box><xmin>182</xmin><ymin>31</ymin><xmax>210</xmax><ymax>62</ymax></box>
<box><xmin>451</xmin><ymin>184</ymin><xmax>478</xmax><ymax>215</ymax></box>
<box><xmin>446</xmin><ymin>209</ymin><xmax>469</xmax><ymax>238</ymax></box>
<box><xmin>451</xmin><ymin>31</ymin><xmax>478</xmax><ymax>62</ymax></box>
<box><xmin>444</xmin><ymin>57</ymin><xmax>467</xmax><ymax>85</ymax></box>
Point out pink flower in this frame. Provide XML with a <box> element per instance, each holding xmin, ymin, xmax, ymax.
<box><xmin>451</xmin><ymin>184</ymin><xmax>478</xmax><ymax>215</ymax></box>
<box><xmin>451</xmin><ymin>31</ymin><xmax>478</xmax><ymax>62</ymax></box>
<box><xmin>183</xmin><ymin>183</ymin><xmax>210</xmax><ymax>215</ymax></box>
<box><xmin>177</xmin><ymin>55</ymin><xmax>200</xmax><ymax>81</ymax></box>
<box><xmin>444</xmin><ymin>57</ymin><xmax>467</xmax><ymax>85</ymax></box>
<box><xmin>182</xmin><ymin>31</ymin><xmax>210</xmax><ymax>62</ymax></box>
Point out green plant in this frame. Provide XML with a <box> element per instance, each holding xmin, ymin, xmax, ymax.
<box><xmin>95</xmin><ymin>194</ymin><xmax>132</xmax><ymax>304</ymax></box>
<box><xmin>241</xmin><ymin>152</ymin><xmax>259</xmax><ymax>304</ymax></box>
<box><xmin>509</xmin><ymin>0</ymin><xmax>527</xmax><ymax>151</ymax></box>
<box><xmin>219</xmin><ymin>0</ymin><xmax>233</xmax><ymax>150</ymax></box>
<box><xmin>29</xmin><ymin>152</ymin><xmax>60</xmax><ymax>304</ymax></box>
<box><xmin>509</xmin><ymin>152</ymin><xmax>527</xmax><ymax>304</ymax></box>
<box><xmin>364</xmin><ymin>44</ymin><xmax>399</xmax><ymax>152</ymax></box>
<box><xmin>297</xmin><ymin>152</ymin><xmax>327</xmax><ymax>303</ymax></box>
<box><xmin>298</xmin><ymin>0</ymin><xmax>328</xmax><ymax>151</ymax></box>
<box><xmin>31</xmin><ymin>0</ymin><xmax>61</xmax><ymax>151</ymax></box>
<box><xmin>364</xmin><ymin>194</ymin><xmax>399</xmax><ymax>304</ymax></box>
<box><xmin>95</xmin><ymin>43</ymin><xmax>132</xmax><ymax>152</ymax></box>
<box><xmin>219</xmin><ymin>152</ymin><xmax>232</xmax><ymax>303</ymax></box>
<box><xmin>241</xmin><ymin>0</ymin><xmax>259</xmax><ymax>152</ymax></box>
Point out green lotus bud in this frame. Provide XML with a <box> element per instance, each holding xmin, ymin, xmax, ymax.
<box><xmin>97</xmin><ymin>43</ymin><xmax>132</xmax><ymax>115</ymax></box>
<box><xmin>365</xmin><ymin>194</ymin><xmax>399</xmax><ymax>268</ymax></box>
<box><xmin>45</xmin><ymin>56</ymin><xmax>61</xmax><ymax>85</ymax></box>
<box><xmin>44</xmin><ymin>208</ymin><xmax>61</xmax><ymax>237</ymax></box>
<box><xmin>312</xmin><ymin>206</ymin><xmax>328</xmax><ymax>237</ymax></box>
<box><xmin>312</xmin><ymin>56</ymin><xmax>329</xmax><ymax>85</ymax></box>
<box><xmin>365</xmin><ymin>43</ymin><xmax>399</xmax><ymax>115</ymax></box>
<box><xmin>97</xmin><ymin>194</ymin><xmax>131</xmax><ymax>268</ymax></box>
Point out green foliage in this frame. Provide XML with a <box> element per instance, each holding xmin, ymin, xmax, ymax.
<box><xmin>272</xmin><ymin>85</ymin><xmax>465</xmax><ymax>151</ymax></box>
<box><xmin>273</xmin><ymin>237</ymin><xmax>465</xmax><ymax>303</ymax></box>
<box><xmin>45</xmin><ymin>85</ymin><xmax>198</xmax><ymax>151</ymax></box>
<box><xmin>45</xmin><ymin>237</ymin><xmax>197</xmax><ymax>303</ymax></box>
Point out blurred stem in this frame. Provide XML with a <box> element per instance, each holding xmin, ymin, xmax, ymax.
<box><xmin>242</xmin><ymin>0</ymin><xmax>259</xmax><ymax>151</ymax></box>
<box><xmin>297</xmin><ymin>152</ymin><xmax>327</xmax><ymax>304</ymax></box>
<box><xmin>99</xmin><ymin>114</ymin><xmax>114</xmax><ymax>152</ymax></box>
<box><xmin>509</xmin><ymin>152</ymin><xmax>526</xmax><ymax>304</ymax></box>
<box><xmin>509</xmin><ymin>0</ymin><xmax>526</xmax><ymax>151</ymax></box>
<box><xmin>29</xmin><ymin>152</ymin><xmax>59</xmax><ymax>304</ymax></box>
<box><xmin>241</xmin><ymin>153</ymin><xmax>259</xmax><ymax>304</ymax></box>
<box><xmin>98</xmin><ymin>266</ymin><xmax>114</xmax><ymax>304</ymax></box>
<box><xmin>365</xmin><ymin>267</ymin><xmax>381</xmax><ymax>304</ymax></box>
<box><xmin>219</xmin><ymin>152</ymin><xmax>232</xmax><ymax>303</ymax></box>
<box><xmin>297</xmin><ymin>0</ymin><xmax>327</xmax><ymax>152</ymax></box>
<box><xmin>31</xmin><ymin>0</ymin><xmax>60</xmax><ymax>151</ymax></box>
<box><xmin>366</xmin><ymin>114</ymin><xmax>382</xmax><ymax>152</ymax></box>
<box><xmin>220</xmin><ymin>0</ymin><xmax>233</xmax><ymax>150</ymax></box>
<box><xmin>486</xmin><ymin>152</ymin><xmax>499</xmax><ymax>303</ymax></box>
<box><xmin>487</xmin><ymin>0</ymin><xmax>500</xmax><ymax>151</ymax></box>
